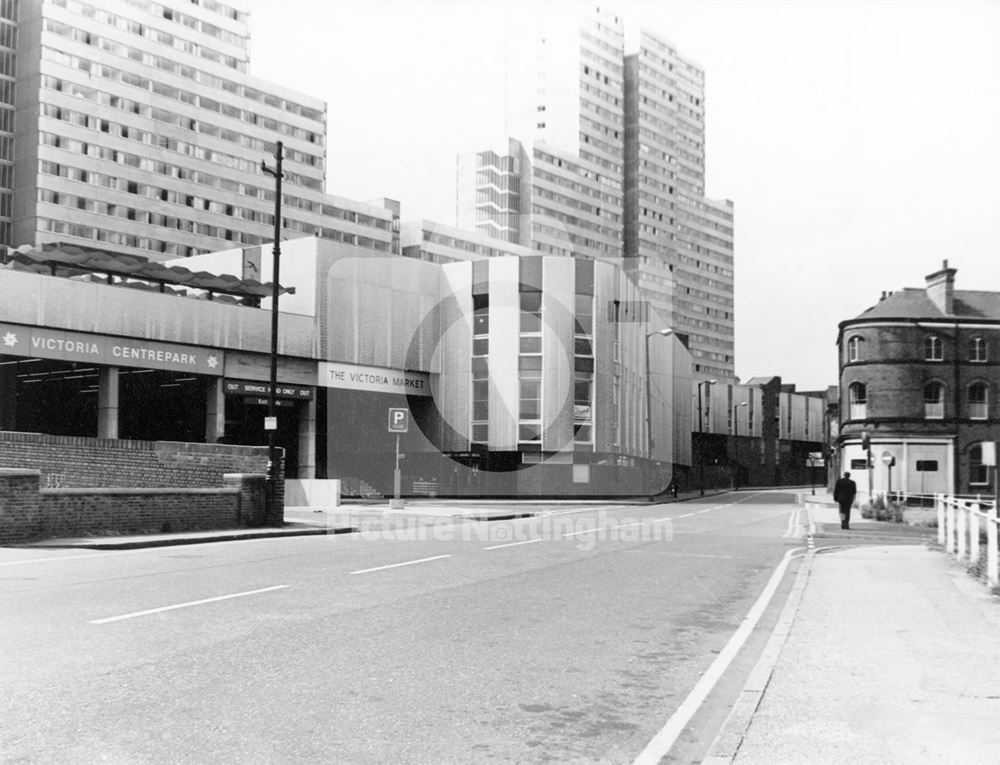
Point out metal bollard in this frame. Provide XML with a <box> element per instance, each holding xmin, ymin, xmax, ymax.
<box><xmin>987</xmin><ymin>518</ymin><xmax>999</xmax><ymax>587</ymax></box>
<box><xmin>956</xmin><ymin>507</ymin><xmax>967</xmax><ymax>562</ymax></box>
<box><xmin>936</xmin><ymin>495</ymin><xmax>945</xmax><ymax>546</ymax></box>
<box><xmin>970</xmin><ymin>511</ymin><xmax>980</xmax><ymax>570</ymax></box>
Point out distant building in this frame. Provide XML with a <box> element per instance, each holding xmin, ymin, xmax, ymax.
<box><xmin>837</xmin><ymin>261</ymin><xmax>1000</xmax><ymax>497</ymax></box>
<box><xmin>400</xmin><ymin>219</ymin><xmax>534</xmax><ymax>264</ymax></box>
<box><xmin>5</xmin><ymin>0</ymin><xmax>396</xmax><ymax>261</ymax></box>
<box><xmin>456</xmin><ymin>8</ymin><xmax>735</xmax><ymax>380</ymax></box>
<box><xmin>695</xmin><ymin>376</ymin><xmax>826</xmax><ymax>491</ymax></box>
<box><xmin>623</xmin><ymin>29</ymin><xmax>734</xmax><ymax>380</ymax></box>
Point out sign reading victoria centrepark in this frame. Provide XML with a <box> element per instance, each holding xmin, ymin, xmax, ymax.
<box><xmin>0</xmin><ymin>322</ymin><xmax>223</xmax><ymax>376</ymax></box>
<box><xmin>318</xmin><ymin>361</ymin><xmax>431</xmax><ymax>397</ymax></box>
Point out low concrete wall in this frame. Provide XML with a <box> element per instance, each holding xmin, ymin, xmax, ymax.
<box><xmin>0</xmin><ymin>470</ymin><xmax>270</xmax><ymax>544</ymax></box>
<box><xmin>284</xmin><ymin>478</ymin><xmax>341</xmax><ymax>508</ymax></box>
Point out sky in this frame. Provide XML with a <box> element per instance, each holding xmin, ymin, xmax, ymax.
<box><xmin>247</xmin><ymin>0</ymin><xmax>1000</xmax><ymax>391</ymax></box>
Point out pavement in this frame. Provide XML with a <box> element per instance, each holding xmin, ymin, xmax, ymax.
<box><xmin>706</xmin><ymin>491</ymin><xmax>1000</xmax><ymax>764</ymax></box>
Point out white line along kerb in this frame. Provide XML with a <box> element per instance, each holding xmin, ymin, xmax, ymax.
<box><xmin>91</xmin><ymin>584</ymin><xmax>290</xmax><ymax>624</ymax></box>
<box><xmin>632</xmin><ymin>547</ymin><xmax>802</xmax><ymax>765</ymax></box>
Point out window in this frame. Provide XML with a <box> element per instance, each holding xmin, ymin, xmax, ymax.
<box><xmin>520</xmin><ymin>291</ymin><xmax>542</xmax><ymax>333</ymax></box>
<box><xmin>969</xmin><ymin>336</ymin><xmax>988</xmax><ymax>362</ymax></box>
<box><xmin>573</xmin><ymin>292</ymin><xmax>595</xmax><ymax>444</ymax></box>
<box><xmin>970</xmin><ymin>444</ymin><xmax>989</xmax><ymax>486</ymax></box>
<box><xmin>848</xmin><ymin>382</ymin><xmax>867</xmax><ymax>420</ymax></box>
<box><xmin>473</xmin><ymin>293</ymin><xmax>489</xmax><ymax>336</ymax></box>
<box><xmin>924</xmin><ymin>382</ymin><xmax>944</xmax><ymax>419</ymax></box>
<box><xmin>924</xmin><ymin>335</ymin><xmax>943</xmax><ymax>361</ymax></box>
<box><xmin>968</xmin><ymin>382</ymin><xmax>988</xmax><ymax>420</ymax></box>
<box><xmin>471</xmin><ymin>297</ymin><xmax>489</xmax><ymax>444</ymax></box>
<box><xmin>847</xmin><ymin>335</ymin><xmax>863</xmax><ymax>362</ymax></box>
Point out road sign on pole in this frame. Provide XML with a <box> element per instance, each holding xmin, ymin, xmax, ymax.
<box><xmin>388</xmin><ymin>408</ymin><xmax>409</xmax><ymax>433</ymax></box>
<box><xmin>388</xmin><ymin>408</ymin><xmax>408</xmax><ymax>509</ymax></box>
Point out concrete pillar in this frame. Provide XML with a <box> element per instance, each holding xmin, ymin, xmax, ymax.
<box><xmin>0</xmin><ymin>361</ymin><xmax>16</xmax><ymax>431</ymax></box>
<box><xmin>297</xmin><ymin>396</ymin><xmax>316</xmax><ymax>479</ymax></box>
<box><xmin>206</xmin><ymin>378</ymin><xmax>226</xmax><ymax>443</ymax></box>
<box><xmin>97</xmin><ymin>366</ymin><xmax>119</xmax><ymax>439</ymax></box>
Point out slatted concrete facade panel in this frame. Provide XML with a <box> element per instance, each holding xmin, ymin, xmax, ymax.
<box><xmin>541</xmin><ymin>257</ymin><xmax>576</xmax><ymax>453</ymax></box>
<box><xmin>487</xmin><ymin>257</ymin><xmax>520</xmax><ymax>451</ymax></box>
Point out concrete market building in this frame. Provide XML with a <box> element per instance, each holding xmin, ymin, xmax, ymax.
<box><xmin>0</xmin><ymin>237</ymin><xmax>694</xmax><ymax>498</ymax></box>
<box><xmin>1</xmin><ymin>236</ymin><xmax>827</xmax><ymax>501</ymax></box>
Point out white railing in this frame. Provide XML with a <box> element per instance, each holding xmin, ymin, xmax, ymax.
<box><xmin>937</xmin><ymin>494</ymin><xmax>999</xmax><ymax>588</ymax></box>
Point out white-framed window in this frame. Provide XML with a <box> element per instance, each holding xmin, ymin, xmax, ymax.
<box><xmin>924</xmin><ymin>382</ymin><xmax>944</xmax><ymax>419</ymax></box>
<box><xmin>847</xmin><ymin>335</ymin><xmax>863</xmax><ymax>362</ymax></box>
<box><xmin>848</xmin><ymin>382</ymin><xmax>867</xmax><ymax>420</ymax></box>
<box><xmin>968</xmin><ymin>382</ymin><xmax>988</xmax><ymax>420</ymax></box>
<box><xmin>924</xmin><ymin>334</ymin><xmax>943</xmax><ymax>361</ymax></box>
<box><xmin>970</xmin><ymin>443</ymin><xmax>989</xmax><ymax>486</ymax></box>
<box><xmin>969</xmin><ymin>336</ymin><xmax>988</xmax><ymax>363</ymax></box>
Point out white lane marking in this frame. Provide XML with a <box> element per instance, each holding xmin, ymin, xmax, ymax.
<box><xmin>91</xmin><ymin>584</ymin><xmax>290</xmax><ymax>625</ymax></box>
<box><xmin>349</xmin><ymin>554</ymin><xmax>451</xmax><ymax>575</ymax></box>
<box><xmin>543</xmin><ymin>505</ymin><xmax>631</xmax><ymax>517</ymax></box>
<box><xmin>562</xmin><ymin>527</ymin><xmax>603</xmax><ymax>537</ymax></box>
<box><xmin>783</xmin><ymin>506</ymin><xmax>801</xmax><ymax>538</ymax></box>
<box><xmin>697</xmin><ymin>508</ymin><xmax>714</xmax><ymax>514</ymax></box>
<box><xmin>484</xmin><ymin>538</ymin><xmax>544</xmax><ymax>551</ymax></box>
<box><xmin>674</xmin><ymin>512</ymin><xmax>696</xmax><ymax>519</ymax></box>
<box><xmin>632</xmin><ymin>547</ymin><xmax>802</xmax><ymax>765</ymax></box>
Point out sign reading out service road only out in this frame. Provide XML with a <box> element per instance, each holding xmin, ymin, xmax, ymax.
<box><xmin>388</xmin><ymin>408</ymin><xmax>409</xmax><ymax>433</ymax></box>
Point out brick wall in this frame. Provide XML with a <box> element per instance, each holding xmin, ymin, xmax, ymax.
<box><xmin>0</xmin><ymin>471</ymin><xmax>270</xmax><ymax>544</ymax></box>
<box><xmin>0</xmin><ymin>431</ymin><xmax>278</xmax><ymax>489</ymax></box>
<box><xmin>0</xmin><ymin>470</ymin><xmax>43</xmax><ymax>542</ymax></box>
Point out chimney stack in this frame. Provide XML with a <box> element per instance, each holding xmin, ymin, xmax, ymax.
<box><xmin>925</xmin><ymin>259</ymin><xmax>957</xmax><ymax>315</ymax></box>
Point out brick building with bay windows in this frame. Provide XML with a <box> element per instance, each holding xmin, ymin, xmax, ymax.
<box><xmin>837</xmin><ymin>261</ymin><xmax>1000</xmax><ymax>498</ymax></box>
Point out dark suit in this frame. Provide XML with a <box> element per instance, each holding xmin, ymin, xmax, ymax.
<box><xmin>833</xmin><ymin>476</ymin><xmax>857</xmax><ymax>529</ymax></box>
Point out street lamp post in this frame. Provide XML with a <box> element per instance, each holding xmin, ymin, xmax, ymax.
<box><xmin>732</xmin><ymin>401</ymin><xmax>747</xmax><ymax>490</ymax></box>
<box><xmin>261</xmin><ymin>141</ymin><xmax>284</xmax><ymax>518</ymax></box>
<box><xmin>697</xmin><ymin>379</ymin><xmax>717</xmax><ymax>495</ymax></box>
<box><xmin>644</xmin><ymin>328</ymin><xmax>674</xmax><ymax>495</ymax></box>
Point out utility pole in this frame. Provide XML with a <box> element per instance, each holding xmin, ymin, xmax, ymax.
<box><xmin>261</xmin><ymin>141</ymin><xmax>283</xmax><ymax>518</ymax></box>
<box><xmin>697</xmin><ymin>379</ymin><xmax>717</xmax><ymax>495</ymax></box>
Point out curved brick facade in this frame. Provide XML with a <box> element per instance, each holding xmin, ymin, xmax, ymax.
<box><xmin>837</xmin><ymin>263</ymin><xmax>1000</xmax><ymax>497</ymax></box>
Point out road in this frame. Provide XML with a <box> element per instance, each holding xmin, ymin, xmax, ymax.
<box><xmin>1</xmin><ymin>491</ymin><xmax>808</xmax><ymax>764</ymax></box>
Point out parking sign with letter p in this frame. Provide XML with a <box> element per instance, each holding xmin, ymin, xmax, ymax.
<box><xmin>388</xmin><ymin>408</ymin><xmax>409</xmax><ymax>433</ymax></box>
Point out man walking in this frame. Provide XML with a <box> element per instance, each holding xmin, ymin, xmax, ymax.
<box><xmin>833</xmin><ymin>471</ymin><xmax>857</xmax><ymax>530</ymax></box>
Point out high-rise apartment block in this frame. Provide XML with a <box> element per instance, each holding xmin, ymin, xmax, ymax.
<box><xmin>457</xmin><ymin>8</ymin><xmax>735</xmax><ymax>380</ymax></box>
<box><xmin>5</xmin><ymin>0</ymin><xmax>396</xmax><ymax>262</ymax></box>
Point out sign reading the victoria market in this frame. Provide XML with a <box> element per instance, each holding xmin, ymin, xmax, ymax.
<box><xmin>318</xmin><ymin>361</ymin><xmax>431</xmax><ymax>397</ymax></box>
<box><xmin>0</xmin><ymin>322</ymin><xmax>224</xmax><ymax>376</ymax></box>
